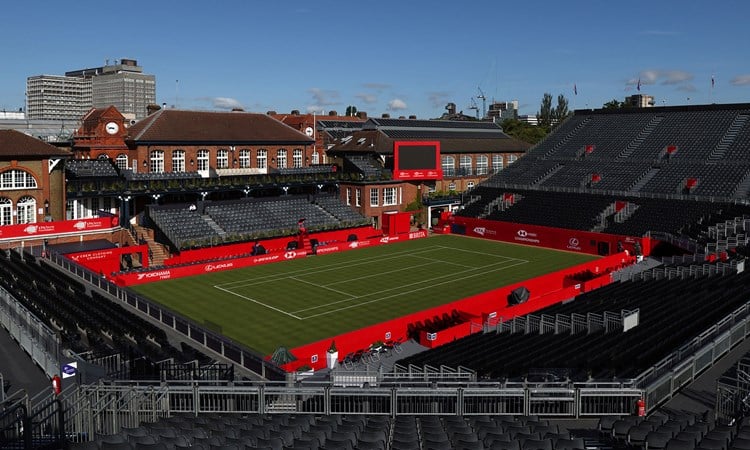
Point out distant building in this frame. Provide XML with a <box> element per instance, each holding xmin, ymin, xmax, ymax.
<box><xmin>26</xmin><ymin>58</ymin><xmax>156</xmax><ymax>122</ymax></box>
<box><xmin>487</xmin><ymin>100</ymin><xmax>519</xmax><ymax>122</ymax></box>
<box><xmin>26</xmin><ymin>75</ymin><xmax>93</xmax><ymax>121</ymax></box>
<box><xmin>518</xmin><ymin>115</ymin><xmax>538</xmax><ymax>126</ymax></box>
<box><xmin>625</xmin><ymin>94</ymin><xmax>655</xmax><ymax>108</ymax></box>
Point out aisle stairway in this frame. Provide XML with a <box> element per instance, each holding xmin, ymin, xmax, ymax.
<box><xmin>129</xmin><ymin>224</ymin><xmax>170</xmax><ymax>266</ymax></box>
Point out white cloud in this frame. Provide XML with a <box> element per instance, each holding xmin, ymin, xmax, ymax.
<box><xmin>355</xmin><ymin>93</ymin><xmax>378</xmax><ymax>104</ymax></box>
<box><xmin>626</xmin><ymin>69</ymin><xmax>694</xmax><ymax>89</ymax></box>
<box><xmin>362</xmin><ymin>83</ymin><xmax>390</xmax><ymax>91</ymax></box>
<box><xmin>427</xmin><ymin>91</ymin><xmax>452</xmax><ymax>108</ymax></box>
<box><xmin>730</xmin><ymin>75</ymin><xmax>750</xmax><ymax>86</ymax></box>
<box><xmin>212</xmin><ymin>97</ymin><xmax>244</xmax><ymax>110</ymax></box>
<box><xmin>387</xmin><ymin>98</ymin><xmax>408</xmax><ymax>111</ymax></box>
<box><xmin>308</xmin><ymin>88</ymin><xmax>340</xmax><ymax>106</ymax></box>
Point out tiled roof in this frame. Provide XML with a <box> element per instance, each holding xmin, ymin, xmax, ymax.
<box><xmin>0</xmin><ymin>130</ymin><xmax>71</xmax><ymax>158</ymax></box>
<box><xmin>127</xmin><ymin>109</ymin><xmax>314</xmax><ymax>145</ymax></box>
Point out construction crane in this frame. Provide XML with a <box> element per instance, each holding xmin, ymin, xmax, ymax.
<box><xmin>468</xmin><ymin>98</ymin><xmax>479</xmax><ymax>119</ymax></box>
<box><xmin>476</xmin><ymin>87</ymin><xmax>487</xmax><ymax>120</ymax></box>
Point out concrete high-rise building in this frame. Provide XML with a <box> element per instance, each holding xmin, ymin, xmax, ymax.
<box><xmin>26</xmin><ymin>59</ymin><xmax>156</xmax><ymax>122</ymax></box>
<box><xmin>625</xmin><ymin>94</ymin><xmax>655</xmax><ymax>108</ymax></box>
<box><xmin>26</xmin><ymin>75</ymin><xmax>93</xmax><ymax>121</ymax></box>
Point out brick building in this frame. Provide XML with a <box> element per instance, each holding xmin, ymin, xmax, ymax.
<box><xmin>326</xmin><ymin>117</ymin><xmax>530</xmax><ymax>226</ymax></box>
<box><xmin>0</xmin><ymin>130</ymin><xmax>70</xmax><ymax>225</ymax></box>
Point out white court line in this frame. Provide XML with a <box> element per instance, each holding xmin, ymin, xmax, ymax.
<box><xmin>299</xmin><ymin>260</ymin><xmax>530</xmax><ymax>320</ymax></box>
<box><xmin>325</xmin><ymin>259</ymin><xmax>448</xmax><ymax>287</ymax></box>
<box><xmin>289</xmin><ymin>276</ymin><xmax>355</xmax><ymax>298</ymax></box>
<box><xmin>213</xmin><ymin>285</ymin><xmax>304</xmax><ymax>320</ymax></box>
<box><xmin>215</xmin><ymin>246</ymin><xmax>448</xmax><ymax>290</ymax></box>
<box><xmin>292</xmin><ymin>257</ymin><xmax>526</xmax><ymax>315</ymax></box>
<box><xmin>406</xmin><ymin>253</ymin><xmax>476</xmax><ymax>268</ymax></box>
<box><xmin>434</xmin><ymin>245</ymin><xmax>529</xmax><ymax>263</ymax></box>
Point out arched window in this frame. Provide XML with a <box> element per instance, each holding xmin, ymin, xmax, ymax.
<box><xmin>277</xmin><ymin>149</ymin><xmax>287</xmax><ymax>169</ymax></box>
<box><xmin>149</xmin><ymin>150</ymin><xmax>164</xmax><ymax>173</ymax></box>
<box><xmin>508</xmin><ymin>154</ymin><xmax>518</xmax><ymax>164</ymax></box>
<box><xmin>0</xmin><ymin>198</ymin><xmax>11</xmax><ymax>225</ymax></box>
<box><xmin>197</xmin><ymin>149</ymin><xmax>209</xmax><ymax>171</ymax></box>
<box><xmin>115</xmin><ymin>154</ymin><xmax>128</xmax><ymax>170</ymax></box>
<box><xmin>492</xmin><ymin>154</ymin><xmax>504</xmax><ymax>173</ymax></box>
<box><xmin>476</xmin><ymin>155</ymin><xmax>488</xmax><ymax>175</ymax></box>
<box><xmin>239</xmin><ymin>149</ymin><xmax>250</xmax><ymax>168</ymax></box>
<box><xmin>459</xmin><ymin>155</ymin><xmax>472</xmax><ymax>176</ymax></box>
<box><xmin>441</xmin><ymin>156</ymin><xmax>455</xmax><ymax>177</ymax></box>
<box><xmin>257</xmin><ymin>149</ymin><xmax>267</xmax><ymax>170</ymax></box>
<box><xmin>0</xmin><ymin>169</ymin><xmax>37</xmax><ymax>190</ymax></box>
<box><xmin>172</xmin><ymin>150</ymin><xmax>185</xmax><ymax>172</ymax></box>
<box><xmin>293</xmin><ymin>149</ymin><xmax>303</xmax><ymax>168</ymax></box>
<box><xmin>217</xmin><ymin>149</ymin><xmax>229</xmax><ymax>169</ymax></box>
<box><xmin>16</xmin><ymin>196</ymin><xmax>36</xmax><ymax>224</ymax></box>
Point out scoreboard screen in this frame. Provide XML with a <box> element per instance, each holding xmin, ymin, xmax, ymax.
<box><xmin>393</xmin><ymin>141</ymin><xmax>442</xmax><ymax>180</ymax></box>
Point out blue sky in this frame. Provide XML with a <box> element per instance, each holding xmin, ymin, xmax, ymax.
<box><xmin>1</xmin><ymin>0</ymin><xmax>749</xmax><ymax>119</ymax></box>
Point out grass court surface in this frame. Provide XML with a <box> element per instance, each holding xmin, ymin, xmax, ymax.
<box><xmin>132</xmin><ymin>234</ymin><xmax>597</xmax><ymax>354</ymax></box>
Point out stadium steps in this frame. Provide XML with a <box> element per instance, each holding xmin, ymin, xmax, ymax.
<box><xmin>201</xmin><ymin>214</ymin><xmax>226</xmax><ymax>237</ymax></box>
<box><xmin>618</xmin><ymin>114</ymin><xmax>664</xmax><ymax>159</ymax></box>
<box><xmin>532</xmin><ymin>164</ymin><xmax>564</xmax><ymax>186</ymax></box>
<box><xmin>131</xmin><ymin>224</ymin><xmax>170</xmax><ymax>266</ymax></box>
<box><xmin>630</xmin><ymin>167</ymin><xmax>661</xmax><ymax>192</ymax></box>
<box><xmin>733</xmin><ymin>168</ymin><xmax>750</xmax><ymax>199</ymax></box>
<box><xmin>710</xmin><ymin>114</ymin><xmax>749</xmax><ymax>161</ymax></box>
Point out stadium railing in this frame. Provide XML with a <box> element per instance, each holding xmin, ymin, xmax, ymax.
<box><xmin>47</xmin><ymin>252</ymin><xmax>288</xmax><ymax>382</ymax></box>
<box><xmin>0</xmin><ymin>285</ymin><xmax>60</xmax><ymax>378</ymax></box>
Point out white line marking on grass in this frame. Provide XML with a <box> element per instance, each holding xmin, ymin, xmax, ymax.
<box><xmin>325</xmin><ymin>260</ymin><xmax>443</xmax><ymax>287</ymax></box>
<box><xmin>407</xmin><ymin>253</ymin><xmax>476</xmax><ymax>268</ymax></box>
<box><xmin>217</xmin><ymin>246</ymin><xmax>450</xmax><ymax>290</ymax></box>
<box><xmin>213</xmin><ymin>285</ymin><xmax>304</xmax><ymax>320</ymax></box>
<box><xmin>298</xmin><ymin>259</ymin><xmax>530</xmax><ymax>319</ymax></box>
<box><xmin>434</xmin><ymin>245</ymin><xmax>529</xmax><ymax>263</ymax></box>
<box><xmin>289</xmin><ymin>276</ymin><xmax>356</xmax><ymax>297</ymax></box>
<box><xmin>292</xmin><ymin>258</ymin><xmax>527</xmax><ymax>315</ymax></box>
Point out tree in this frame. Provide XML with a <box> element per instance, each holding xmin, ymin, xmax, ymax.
<box><xmin>500</xmin><ymin>119</ymin><xmax>548</xmax><ymax>145</ymax></box>
<box><xmin>553</xmin><ymin>94</ymin><xmax>570</xmax><ymax>125</ymax></box>
<box><xmin>345</xmin><ymin>105</ymin><xmax>358</xmax><ymax>116</ymax></box>
<box><xmin>537</xmin><ymin>93</ymin><xmax>553</xmax><ymax>130</ymax></box>
<box><xmin>603</xmin><ymin>99</ymin><xmax>624</xmax><ymax>109</ymax></box>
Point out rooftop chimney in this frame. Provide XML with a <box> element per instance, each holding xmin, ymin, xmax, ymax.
<box><xmin>266</xmin><ymin>110</ymin><xmax>277</xmax><ymax>115</ymax></box>
<box><xmin>381</xmin><ymin>113</ymin><xmax>390</xmax><ymax>119</ymax></box>
<box><xmin>291</xmin><ymin>109</ymin><xmax>300</xmax><ymax>115</ymax></box>
<box><xmin>356</xmin><ymin>111</ymin><xmax>368</xmax><ymax>120</ymax></box>
<box><xmin>328</xmin><ymin>110</ymin><xmax>338</xmax><ymax>116</ymax></box>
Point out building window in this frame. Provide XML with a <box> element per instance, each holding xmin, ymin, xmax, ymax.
<box><xmin>355</xmin><ymin>188</ymin><xmax>361</xmax><ymax>207</ymax></box>
<box><xmin>0</xmin><ymin>198</ymin><xmax>11</xmax><ymax>225</ymax></box>
<box><xmin>441</xmin><ymin>156</ymin><xmax>455</xmax><ymax>177</ymax></box>
<box><xmin>197</xmin><ymin>149</ymin><xmax>209</xmax><ymax>171</ymax></box>
<box><xmin>16</xmin><ymin>196</ymin><xmax>36</xmax><ymax>224</ymax></box>
<box><xmin>115</xmin><ymin>154</ymin><xmax>128</xmax><ymax>170</ymax></box>
<box><xmin>508</xmin><ymin>154</ymin><xmax>518</xmax><ymax>164</ymax></box>
<box><xmin>149</xmin><ymin>150</ymin><xmax>164</xmax><ymax>173</ymax></box>
<box><xmin>239</xmin><ymin>149</ymin><xmax>250</xmax><ymax>168</ymax></box>
<box><xmin>492</xmin><ymin>154</ymin><xmax>504</xmax><ymax>173</ymax></box>
<box><xmin>459</xmin><ymin>155</ymin><xmax>472</xmax><ymax>176</ymax></box>
<box><xmin>312</xmin><ymin>152</ymin><xmax>320</xmax><ymax>165</ymax></box>
<box><xmin>277</xmin><ymin>149</ymin><xmax>287</xmax><ymax>169</ymax></box>
<box><xmin>383</xmin><ymin>187</ymin><xmax>397</xmax><ymax>206</ymax></box>
<box><xmin>0</xmin><ymin>169</ymin><xmax>37</xmax><ymax>190</ymax></box>
<box><xmin>370</xmin><ymin>188</ymin><xmax>379</xmax><ymax>207</ymax></box>
<box><xmin>346</xmin><ymin>187</ymin><xmax>351</xmax><ymax>206</ymax></box>
<box><xmin>257</xmin><ymin>149</ymin><xmax>267</xmax><ymax>170</ymax></box>
<box><xmin>172</xmin><ymin>150</ymin><xmax>185</xmax><ymax>172</ymax></box>
<box><xmin>476</xmin><ymin>155</ymin><xmax>488</xmax><ymax>175</ymax></box>
<box><xmin>217</xmin><ymin>149</ymin><xmax>229</xmax><ymax>169</ymax></box>
<box><xmin>293</xmin><ymin>149</ymin><xmax>303</xmax><ymax>168</ymax></box>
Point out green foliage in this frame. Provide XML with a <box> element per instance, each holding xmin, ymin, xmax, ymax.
<box><xmin>537</xmin><ymin>92</ymin><xmax>554</xmax><ymax>130</ymax></box>
<box><xmin>500</xmin><ymin>119</ymin><xmax>548</xmax><ymax>145</ymax></box>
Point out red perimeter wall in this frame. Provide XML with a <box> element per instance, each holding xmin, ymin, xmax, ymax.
<box><xmin>284</xmin><ymin>251</ymin><xmax>633</xmax><ymax>372</ymax></box>
<box><xmin>446</xmin><ymin>216</ymin><xmax>652</xmax><ymax>257</ymax></box>
<box><xmin>114</xmin><ymin>229</ymin><xmax>429</xmax><ymax>286</ymax></box>
<box><xmin>164</xmin><ymin>226</ymin><xmax>380</xmax><ymax>265</ymax></box>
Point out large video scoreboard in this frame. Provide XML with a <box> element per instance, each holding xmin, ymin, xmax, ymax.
<box><xmin>393</xmin><ymin>141</ymin><xmax>442</xmax><ymax>181</ymax></box>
